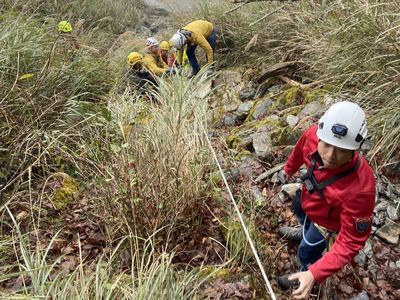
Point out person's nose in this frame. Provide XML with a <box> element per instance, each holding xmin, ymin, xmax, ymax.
<box><xmin>325</xmin><ymin>146</ymin><xmax>336</xmax><ymax>161</ymax></box>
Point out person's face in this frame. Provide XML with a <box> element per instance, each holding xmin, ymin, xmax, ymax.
<box><xmin>132</xmin><ymin>62</ymin><xmax>142</xmax><ymax>70</ymax></box>
<box><xmin>150</xmin><ymin>46</ymin><xmax>160</xmax><ymax>55</ymax></box>
<box><xmin>161</xmin><ymin>49</ymin><xmax>168</xmax><ymax>55</ymax></box>
<box><xmin>317</xmin><ymin>140</ymin><xmax>354</xmax><ymax>169</ymax></box>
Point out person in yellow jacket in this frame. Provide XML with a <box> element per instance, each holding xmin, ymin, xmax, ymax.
<box><xmin>169</xmin><ymin>20</ymin><xmax>217</xmax><ymax>77</ymax></box>
<box><xmin>143</xmin><ymin>37</ymin><xmax>170</xmax><ymax>76</ymax></box>
<box><xmin>125</xmin><ymin>52</ymin><xmax>157</xmax><ymax>93</ymax></box>
<box><xmin>57</xmin><ymin>20</ymin><xmax>80</xmax><ymax>63</ymax></box>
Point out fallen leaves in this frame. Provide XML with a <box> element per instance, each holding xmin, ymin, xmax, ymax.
<box><xmin>201</xmin><ymin>278</ymin><xmax>252</xmax><ymax>300</ymax></box>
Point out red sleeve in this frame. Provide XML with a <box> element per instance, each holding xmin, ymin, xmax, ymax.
<box><xmin>308</xmin><ymin>191</ymin><xmax>375</xmax><ymax>283</ymax></box>
<box><xmin>169</xmin><ymin>53</ymin><xmax>175</xmax><ymax>67</ymax></box>
<box><xmin>283</xmin><ymin>127</ymin><xmax>309</xmax><ymax>176</ymax></box>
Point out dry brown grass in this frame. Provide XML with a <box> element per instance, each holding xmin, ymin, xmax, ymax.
<box><xmin>187</xmin><ymin>0</ymin><xmax>400</xmax><ymax>163</ymax></box>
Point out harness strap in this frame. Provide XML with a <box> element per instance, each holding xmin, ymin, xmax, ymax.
<box><xmin>304</xmin><ymin>151</ymin><xmax>361</xmax><ymax>200</ymax></box>
<box><xmin>301</xmin><ymin>152</ymin><xmax>360</xmax><ymax>249</ymax></box>
<box><xmin>314</xmin><ymin>222</ymin><xmax>336</xmax><ymax>250</ymax></box>
<box><xmin>302</xmin><ymin>215</ymin><xmax>326</xmax><ymax>247</ymax></box>
<box><xmin>315</xmin><ymin>157</ymin><xmax>361</xmax><ymax>191</ymax></box>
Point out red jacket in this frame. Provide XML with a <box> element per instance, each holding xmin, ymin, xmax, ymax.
<box><xmin>284</xmin><ymin>124</ymin><xmax>375</xmax><ymax>283</ymax></box>
<box><xmin>161</xmin><ymin>52</ymin><xmax>175</xmax><ymax>68</ymax></box>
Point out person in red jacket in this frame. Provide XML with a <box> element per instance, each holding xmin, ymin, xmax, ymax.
<box><xmin>277</xmin><ymin>101</ymin><xmax>375</xmax><ymax>299</ymax></box>
<box><xmin>160</xmin><ymin>40</ymin><xmax>175</xmax><ymax>67</ymax></box>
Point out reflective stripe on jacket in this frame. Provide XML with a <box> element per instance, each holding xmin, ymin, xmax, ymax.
<box><xmin>175</xmin><ymin>49</ymin><xmax>188</xmax><ymax>67</ymax></box>
<box><xmin>284</xmin><ymin>124</ymin><xmax>375</xmax><ymax>283</ymax></box>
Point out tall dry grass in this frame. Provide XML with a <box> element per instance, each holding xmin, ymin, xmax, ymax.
<box><xmin>0</xmin><ymin>8</ymin><xmax>117</xmax><ymax>191</ymax></box>
<box><xmin>3</xmin><ymin>0</ymin><xmax>144</xmax><ymax>34</ymax></box>
<box><xmin>0</xmin><ymin>68</ymin><xmax>218</xmax><ymax>298</ymax></box>
<box><xmin>190</xmin><ymin>0</ymin><xmax>400</xmax><ymax>163</ymax></box>
<box><xmin>0</xmin><ymin>2</ymin><xmax>229</xmax><ymax>298</ymax></box>
<box><xmin>93</xmin><ymin>72</ymin><xmax>212</xmax><ymax>238</ymax></box>
<box><xmin>0</xmin><ymin>207</ymin><xmax>205</xmax><ymax>299</ymax></box>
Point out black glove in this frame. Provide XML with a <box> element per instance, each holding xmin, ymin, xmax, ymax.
<box><xmin>277</xmin><ymin>170</ymin><xmax>288</xmax><ymax>184</ymax></box>
<box><xmin>166</xmin><ymin>68</ymin><xmax>177</xmax><ymax>76</ymax></box>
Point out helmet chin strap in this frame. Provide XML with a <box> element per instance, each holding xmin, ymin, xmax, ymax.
<box><xmin>358</xmin><ymin>138</ymin><xmax>365</xmax><ymax>150</ymax></box>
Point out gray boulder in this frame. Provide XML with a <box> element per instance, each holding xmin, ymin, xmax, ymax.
<box><xmin>375</xmin><ymin>219</ymin><xmax>400</xmax><ymax>245</ymax></box>
<box><xmin>251</xmin><ymin>132</ymin><xmax>273</xmax><ymax>161</ymax></box>
<box><xmin>350</xmin><ymin>291</ymin><xmax>369</xmax><ymax>300</ymax></box>
<box><xmin>281</xmin><ymin>183</ymin><xmax>302</xmax><ymax>199</ymax></box>
<box><xmin>298</xmin><ymin>101</ymin><xmax>324</xmax><ymax>119</ymax></box>
<box><xmin>387</xmin><ymin>205</ymin><xmax>399</xmax><ymax>221</ymax></box>
<box><xmin>239</xmin><ymin>88</ymin><xmax>256</xmax><ymax>101</ymax></box>
<box><xmin>286</xmin><ymin>115</ymin><xmax>299</xmax><ymax>127</ymax></box>
<box><xmin>236</xmin><ymin>102</ymin><xmax>254</xmax><ymax>120</ymax></box>
<box><xmin>252</xmin><ymin>98</ymin><xmax>273</xmax><ymax>120</ymax></box>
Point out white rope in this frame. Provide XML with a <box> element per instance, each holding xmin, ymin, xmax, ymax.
<box><xmin>201</xmin><ymin>123</ymin><xmax>277</xmax><ymax>300</ymax></box>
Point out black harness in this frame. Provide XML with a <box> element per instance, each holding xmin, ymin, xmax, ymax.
<box><xmin>300</xmin><ymin>151</ymin><xmax>360</xmax><ymax>200</ymax></box>
<box><xmin>178</xmin><ymin>29</ymin><xmax>192</xmax><ymax>39</ymax></box>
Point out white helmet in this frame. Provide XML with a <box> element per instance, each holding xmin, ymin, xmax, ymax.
<box><xmin>169</xmin><ymin>32</ymin><xmax>186</xmax><ymax>50</ymax></box>
<box><xmin>146</xmin><ymin>37</ymin><xmax>159</xmax><ymax>48</ymax></box>
<box><xmin>317</xmin><ymin>101</ymin><xmax>367</xmax><ymax>150</ymax></box>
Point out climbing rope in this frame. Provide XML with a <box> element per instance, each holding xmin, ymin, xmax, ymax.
<box><xmin>201</xmin><ymin>123</ymin><xmax>277</xmax><ymax>300</ymax></box>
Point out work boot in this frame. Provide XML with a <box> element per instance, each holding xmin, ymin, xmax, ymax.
<box><xmin>277</xmin><ymin>274</ymin><xmax>300</xmax><ymax>290</ymax></box>
<box><xmin>188</xmin><ymin>70</ymin><xmax>199</xmax><ymax>79</ymax></box>
<box><xmin>277</xmin><ymin>226</ymin><xmax>302</xmax><ymax>242</ymax></box>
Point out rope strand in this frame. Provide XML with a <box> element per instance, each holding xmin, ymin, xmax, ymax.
<box><xmin>201</xmin><ymin>123</ymin><xmax>277</xmax><ymax>300</ymax></box>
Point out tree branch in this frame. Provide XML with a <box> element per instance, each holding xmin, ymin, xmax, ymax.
<box><xmin>254</xmin><ymin>61</ymin><xmax>300</xmax><ymax>84</ymax></box>
<box><xmin>249</xmin><ymin>3</ymin><xmax>288</xmax><ymax>26</ymax></box>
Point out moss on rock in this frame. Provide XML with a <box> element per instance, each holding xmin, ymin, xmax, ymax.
<box><xmin>270</xmin><ymin>124</ymin><xmax>301</xmax><ymax>146</ymax></box>
<box><xmin>303</xmin><ymin>87</ymin><xmax>328</xmax><ymax>104</ymax></box>
<box><xmin>226</xmin><ymin>135</ymin><xmax>242</xmax><ymax>149</ymax></box>
<box><xmin>276</xmin><ymin>86</ymin><xmax>301</xmax><ymax>108</ymax></box>
<box><xmin>231</xmin><ymin>118</ymin><xmax>269</xmax><ymax>137</ymax></box>
<box><xmin>235</xmin><ymin>150</ymin><xmax>252</xmax><ymax>160</ymax></box>
<box><xmin>52</xmin><ymin>175</ymin><xmax>79</xmax><ymax>210</ymax></box>
<box><xmin>245</xmin><ymin>99</ymin><xmax>260</xmax><ymax>122</ymax></box>
<box><xmin>198</xmin><ymin>266</ymin><xmax>231</xmax><ymax>280</ymax></box>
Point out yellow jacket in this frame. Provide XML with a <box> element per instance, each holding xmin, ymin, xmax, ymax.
<box><xmin>181</xmin><ymin>20</ymin><xmax>214</xmax><ymax>64</ymax></box>
<box><xmin>175</xmin><ymin>49</ymin><xmax>189</xmax><ymax>67</ymax></box>
<box><xmin>143</xmin><ymin>52</ymin><xmax>168</xmax><ymax>76</ymax></box>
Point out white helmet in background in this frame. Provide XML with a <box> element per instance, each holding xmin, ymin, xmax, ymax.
<box><xmin>317</xmin><ymin>101</ymin><xmax>367</xmax><ymax>150</ymax></box>
<box><xmin>169</xmin><ymin>31</ymin><xmax>186</xmax><ymax>50</ymax></box>
<box><xmin>146</xmin><ymin>37</ymin><xmax>159</xmax><ymax>48</ymax></box>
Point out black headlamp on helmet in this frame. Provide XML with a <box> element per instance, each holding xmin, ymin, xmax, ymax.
<box><xmin>331</xmin><ymin>123</ymin><xmax>348</xmax><ymax>137</ymax></box>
